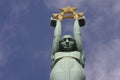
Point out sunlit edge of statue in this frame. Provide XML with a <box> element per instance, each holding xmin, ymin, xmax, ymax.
<box><xmin>50</xmin><ymin>6</ymin><xmax>86</xmax><ymax>80</ymax></box>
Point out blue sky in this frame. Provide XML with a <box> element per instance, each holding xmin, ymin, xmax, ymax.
<box><xmin>0</xmin><ymin>0</ymin><xmax>120</xmax><ymax>80</ymax></box>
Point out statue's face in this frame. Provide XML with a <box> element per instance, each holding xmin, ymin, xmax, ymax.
<box><xmin>60</xmin><ymin>35</ymin><xmax>75</xmax><ymax>51</ymax></box>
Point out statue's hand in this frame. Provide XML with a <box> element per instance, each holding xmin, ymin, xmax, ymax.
<box><xmin>50</xmin><ymin>17</ymin><xmax>57</xmax><ymax>27</ymax></box>
<box><xmin>77</xmin><ymin>16</ymin><xmax>86</xmax><ymax>27</ymax></box>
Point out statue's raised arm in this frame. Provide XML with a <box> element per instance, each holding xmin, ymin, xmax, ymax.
<box><xmin>73</xmin><ymin>16</ymin><xmax>86</xmax><ymax>67</ymax></box>
<box><xmin>51</xmin><ymin>18</ymin><xmax>62</xmax><ymax>54</ymax></box>
<box><xmin>51</xmin><ymin>18</ymin><xmax>62</xmax><ymax>68</ymax></box>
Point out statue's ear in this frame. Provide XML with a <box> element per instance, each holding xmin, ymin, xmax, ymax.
<box><xmin>59</xmin><ymin>40</ymin><xmax>62</xmax><ymax>50</ymax></box>
<box><xmin>59</xmin><ymin>40</ymin><xmax>64</xmax><ymax>51</ymax></box>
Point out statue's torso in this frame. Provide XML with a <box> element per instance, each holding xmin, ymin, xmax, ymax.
<box><xmin>50</xmin><ymin>51</ymin><xmax>85</xmax><ymax>80</ymax></box>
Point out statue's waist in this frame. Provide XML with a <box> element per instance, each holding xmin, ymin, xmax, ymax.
<box><xmin>54</xmin><ymin>51</ymin><xmax>81</xmax><ymax>62</ymax></box>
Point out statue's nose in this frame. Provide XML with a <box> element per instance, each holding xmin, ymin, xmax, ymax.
<box><xmin>66</xmin><ymin>39</ymin><xmax>69</xmax><ymax>44</ymax></box>
<box><xmin>66</xmin><ymin>42</ymin><xmax>69</xmax><ymax>44</ymax></box>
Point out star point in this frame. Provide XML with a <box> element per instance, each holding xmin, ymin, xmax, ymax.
<box><xmin>60</xmin><ymin>6</ymin><xmax>77</xmax><ymax>14</ymax></box>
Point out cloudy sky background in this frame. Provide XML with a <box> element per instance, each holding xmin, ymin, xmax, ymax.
<box><xmin>0</xmin><ymin>0</ymin><xmax>120</xmax><ymax>80</ymax></box>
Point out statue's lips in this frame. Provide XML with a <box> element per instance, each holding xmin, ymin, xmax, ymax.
<box><xmin>64</xmin><ymin>44</ymin><xmax>71</xmax><ymax>48</ymax></box>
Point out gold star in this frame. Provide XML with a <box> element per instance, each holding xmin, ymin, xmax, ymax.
<box><xmin>52</xmin><ymin>6</ymin><xmax>84</xmax><ymax>20</ymax></box>
<box><xmin>60</xmin><ymin>6</ymin><xmax>77</xmax><ymax>14</ymax></box>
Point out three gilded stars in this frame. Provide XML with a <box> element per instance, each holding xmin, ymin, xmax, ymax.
<box><xmin>52</xmin><ymin>6</ymin><xmax>84</xmax><ymax>20</ymax></box>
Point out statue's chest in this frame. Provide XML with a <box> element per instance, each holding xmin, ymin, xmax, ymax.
<box><xmin>54</xmin><ymin>51</ymin><xmax>81</xmax><ymax>61</ymax></box>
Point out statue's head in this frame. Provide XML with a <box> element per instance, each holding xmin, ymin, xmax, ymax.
<box><xmin>59</xmin><ymin>35</ymin><xmax>76</xmax><ymax>52</ymax></box>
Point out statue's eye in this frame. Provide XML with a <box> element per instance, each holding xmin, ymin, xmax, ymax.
<box><xmin>61</xmin><ymin>39</ymin><xmax>66</xmax><ymax>42</ymax></box>
<box><xmin>68</xmin><ymin>38</ymin><xmax>73</xmax><ymax>41</ymax></box>
<box><xmin>64</xmin><ymin>39</ymin><xmax>67</xmax><ymax>41</ymax></box>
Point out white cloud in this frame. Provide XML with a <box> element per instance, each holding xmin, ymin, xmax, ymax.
<box><xmin>110</xmin><ymin>68</ymin><xmax>120</xmax><ymax>80</ymax></box>
<box><xmin>86</xmin><ymin>38</ymin><xmax>120</xmax><ymax>80</ymax></box>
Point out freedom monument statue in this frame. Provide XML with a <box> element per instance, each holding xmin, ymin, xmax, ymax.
<box><xmin>50</xmin><ymin>6</ymin><xmax>86</xmax><ymax>80</ymax></box>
